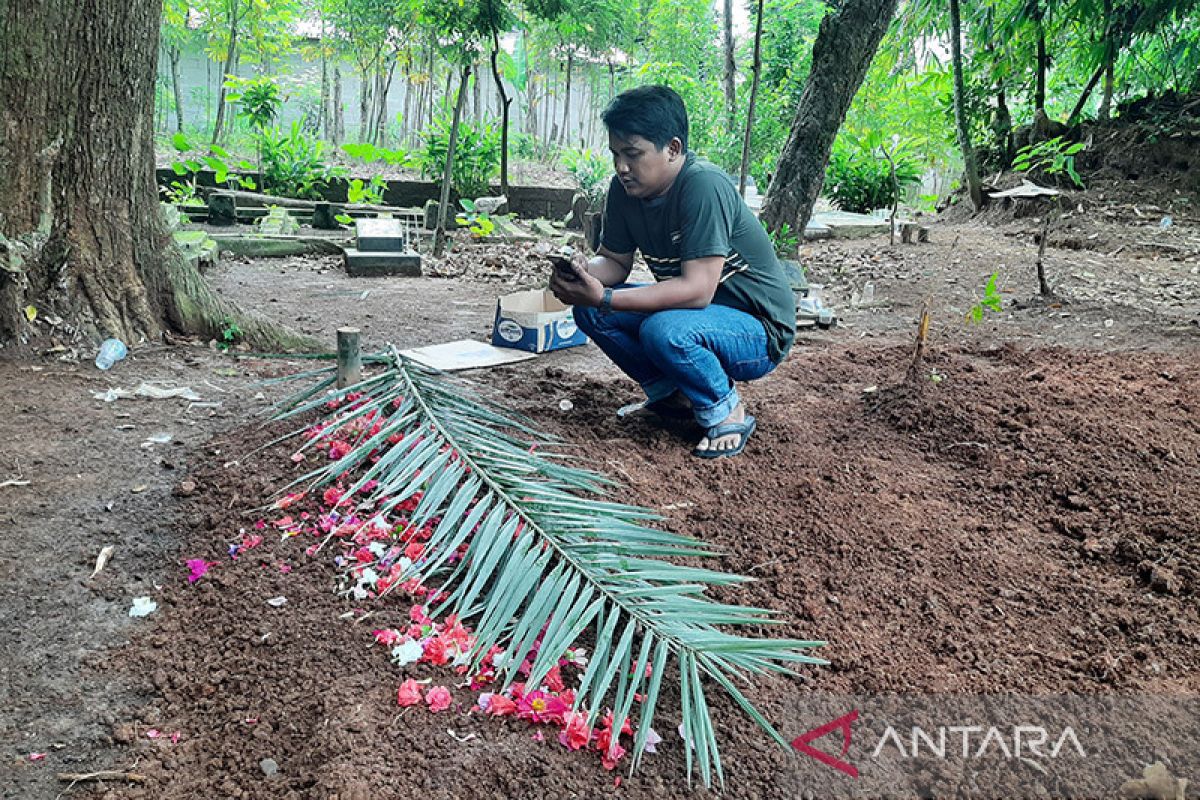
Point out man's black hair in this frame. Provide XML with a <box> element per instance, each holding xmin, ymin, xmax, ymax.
<box><xmin>601</xmin><ymin>85</ymin><xmax>688</xmax><ymax>151</ymax></box>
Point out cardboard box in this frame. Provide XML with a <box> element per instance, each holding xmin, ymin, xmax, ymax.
<box><xmin>491</xmin><ymin>289</ymin><xmax>588</xmax><ymax>353</ymax></box>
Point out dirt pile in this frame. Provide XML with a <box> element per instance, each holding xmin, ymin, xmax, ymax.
<box><xmin>80</xmin><ymin>342</ymin><xmax>1200</xmax><ymax>799</ymax></box>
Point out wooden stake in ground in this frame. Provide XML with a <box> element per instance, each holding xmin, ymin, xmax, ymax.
<box><xmin>337</xmin><ymin>327</ymin><xmax>362</xmax><ymax>389</ymax></box>
<box><xmin>906</xmin><ymin>300</ymin><xmax>932</xmax><ymax>385</ymax></box>
<box><xmin>1036</xmin><ymin>212</ymin><xmax>1053</xmax><ymax>296</ymax></box>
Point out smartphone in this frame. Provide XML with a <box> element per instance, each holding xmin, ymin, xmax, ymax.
<box><xmin>549</xmin><ymin>254</ymin><xmax>580</xmax><ymax>282</ymax></box>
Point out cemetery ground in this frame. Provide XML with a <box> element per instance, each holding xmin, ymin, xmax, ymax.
<box><xmin>1</xmin><ymin>210</ymin><xmax>1198</xmax><ymax>798</ymax></box>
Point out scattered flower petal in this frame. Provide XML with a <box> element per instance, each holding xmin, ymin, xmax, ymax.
<box><xmin>391</xmin><ymin>639</ymin><xmax>423</xmax><ymax>667</ymax></box>
<box><xmin>425</xmin><ymin>686</ymin><xmax>452</xmax><ymax>713</ymax></box>
<box><xmin>185</xmin><ymin>559</ymin><xmax>213</xmax><ymax>584</ymax></box>
<box><xmin>128</xmin><ymin>596</ymin><xmax>157</xmax><ymax>618</ymax></box>
<box><xmin>397</xmin><ymin>678</ymin><xmax>423</xmax><ymax>707</ymax></box>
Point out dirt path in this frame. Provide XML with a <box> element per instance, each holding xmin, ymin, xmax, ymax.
<box><xmin>2</xmin><ymin>220</ymin><xmax>1197</xmax><ymax>798</ymax></box>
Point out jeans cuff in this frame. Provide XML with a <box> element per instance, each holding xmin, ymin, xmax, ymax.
<box><xmin>693</xmin><ymin>387</ymin><xmax>740</xmax><ymax>428</ymax></box>
<box><xmin>640</xmin><ymin>378</ymin><xmax>678</xmax><ymax>404</ymax></box>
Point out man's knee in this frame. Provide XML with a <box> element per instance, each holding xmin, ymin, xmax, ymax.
<box><xmin>640</xmin><ymin>311</ymin><xmax>697</xmax><ymax>354</ymax></box>
<box><xmin>572</xmin><ymin>305</ymin><xmax>602</xmax><ymax>335</ymax></box>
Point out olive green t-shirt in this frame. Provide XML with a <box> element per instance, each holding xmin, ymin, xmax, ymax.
<box><xmin>600</xmin><ymin>152</ymin><xmax>796</xmax><ymax>363</ymax></box>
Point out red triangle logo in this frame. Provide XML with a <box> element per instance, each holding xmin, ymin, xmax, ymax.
<box><xmin>791</xmin><ymin>709</ymin><xmax>859</xmax><ymax>778</ymax></box>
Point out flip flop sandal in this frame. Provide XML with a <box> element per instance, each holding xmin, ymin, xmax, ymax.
<box><xmin>693</xmin><ymin>415</ymin><xmax>757</xmax><ymax>459</ymax></box>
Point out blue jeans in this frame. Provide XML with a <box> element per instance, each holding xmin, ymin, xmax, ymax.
<box><xmin>573</xmin><ymin>289</ymin><xmax>777</xmax><ymax>429</ymax></box>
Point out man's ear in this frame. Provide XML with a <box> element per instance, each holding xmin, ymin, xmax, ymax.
<box><xmin>667</xmin><ymin>137</ymin><xmax>684</xmax><ymax>160</ymax></box>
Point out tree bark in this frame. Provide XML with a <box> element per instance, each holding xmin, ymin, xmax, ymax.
<box><xmin>759</xmin><ymin>0</ymin><xmax>899</xmax><ymax>236</ymax></box>
<box><xmin>994</xmin><ymin>83</ymin><xmax>1013</xmax><ymax>164</ymax></box>
<box><xmin>490</xmin><ymin>31</ymin><xmax>512</xmax><ymax>196</ymax></box>
<box><xmin>0</xmin><ymin>0</ymin><xmax>312</xmax><ymax>350</ymax></box>
<box><xmin>433</xmin><ymin>65</ymin><xmax>471</xmax><ymax>258</ymax></box>
<box><xmin>1067</xmin><ymin>61</ymin><xmax>1106</xmax><ymax>125</ymax></box>
<box><xmin>561</xmin><ymin>49</ymin><xmax>573</xmax><ymax>146</ymax></box>
<box><xmin>1034</xmin><ymin>5</ymin><xmax>1048</xmax><ymax>112</ymax></box>
<box><xmin>358</xmin><ymin>64</ymin><xmax>374</xmax><ymax>143</ymax></box>
<box><xmin>738</xmin><ymin>0</ymin><xmax>765</xmax><ymax>197</ymax></box>
<box><xmin>1098</xmin><ymin>0</ymin><xmax>1115</xmax><ymax>120</ymax></box>
<box><xmin>320</xmin><ymin>45</ymin><xmax>331</xmax><ymax>140</ymax></box>
<box><xmin>210</xmin><ymin>0</ymin><xmax>241</xmax><ymax>145</ymax></box>
<box><xmin>168</xmin><ymin>45</ymin><xmax>185</xmax><ymax>133</ymax></box>
<box><xmin>722</xmin><ymin>0</ymin><xmax>737</xmax><ymax>130</ymax></box>
<box><xmin>332</xmin><ymin>66</ymin><xmax>344</xmax><ymax>145</ymax></box>
<box><xmin>950</xmin><ymin>0</ymin><xmax>984</xmax><ymax>210</ymax></box>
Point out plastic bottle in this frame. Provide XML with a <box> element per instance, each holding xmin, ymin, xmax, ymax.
<box><xmin>95</xmin><ymin>338</ymin><xmax>128</xmax><ymax>370</ymax></box>
<box><xmin>861</xmin><ymin>282</ymin><xmax>876</xmax><ymax>305</ymax></box>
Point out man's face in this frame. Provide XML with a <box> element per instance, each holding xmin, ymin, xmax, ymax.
<box><xmin>608</xmin><ymin>132</ymin><xmax>683</xmax><ymax>199</ymax></box>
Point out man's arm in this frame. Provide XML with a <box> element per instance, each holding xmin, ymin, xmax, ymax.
<box><xmin>583</xmin><ymin>245</ymin><xmax>634</xmax><ymax>286</ymax></box>
<box><xmin>550</xmin><ymin>254</ymin><xmax>723</xmax><ymax>311</ymax></box>
<box><xmin>609</xmin><ymin>256</ymin><xmax>722</xmax><ymax>311</ymax></box>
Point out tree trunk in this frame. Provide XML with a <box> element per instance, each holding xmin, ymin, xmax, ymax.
<box><xmin>0</xmin><ymin>0</ymin><xmax>311</xmax><ymax>350</ymax></box>
<box><xmin>1098</xmin><ymin>0</ymin><xmax>1115</xmax><ymax>120</ymax></box>
<box><xmin>374</xmin><ymin>62</ymin><xmax>396</xmax><ymax>145</ymax></box>
<box><xmin>210</xmin><ymin>2</ymin><xmax>241</xmax><ymax>145</ymax></box>
<box><xmin>561</xmin><ymin>50</ymin><xmax>573</xmax><ymax>146</ymax></box>
<box><xmin>994</xmin><ymin>83</ymin><xmax>1013</xmax><ymax>164</ymax></box>
<box><xmin>169</xmin><ymin>45</ymin><xmax>185</xmax><ymax>133</ymax></box>
<box><xmin>358</xmin><ymin>66</ymin><xmax>374</xmax><ymax>143</ymax></box>
<box><xmin>433</xmin><ymin>65</ymin><xmax>471</xmax><ymax>258</ymax></box>
<box><xmin>1067</xmin><ymin>61</ymin><xmax>1106</xmax><ymax>125</ymax></box>
<box><xmin>1034</xmin><ymin>6</ymin><xmax>1048</xmax><ymax>112</ymax></box>
<box><xmin>490</xmin><ymin>31</ymin><xmax>512</xmax><ymax>196</ymax></box>
<box><xmin>738</xmin><ymin>0</ymin><xmax>765</xmax><ymax>197</ymax></box>
<box><xmin>320</xmin><ymin>45</ymin><xmax>331</xmax><ymax>140</ymax></box>
<box><xmin>759</xmin><ymin>0</ymin><xmax>899</xmax><ymax>235</ymax></box>
<box><xmin>722</xmin><ymin>0</ymin><xmax>737</xmax><ymax>130</ymax></box>
<box><xmin>332</xmin><ymin>66</ymin><xmax>344</xmax><ymax>145</ymax></box>
<box><xmin>950</xmin><ymin>0</ymin><xmax>983</xmax><ymax>210</ymax></box>
<box><xmin>472</xmin><ymin>58</ymin><xmax>481</xmax><ymax>123</ymax></box>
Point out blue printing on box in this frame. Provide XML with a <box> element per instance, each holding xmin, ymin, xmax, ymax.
<box><xmin>491</xmin><ymin>300</ymin><xmax>588</xmax><ymax>353</ymax></box>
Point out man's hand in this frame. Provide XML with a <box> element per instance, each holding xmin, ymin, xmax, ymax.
<box><xmin>549</xmin><ymin>252</ymin><xmax>605</xmax><ymax>307</ymax></box>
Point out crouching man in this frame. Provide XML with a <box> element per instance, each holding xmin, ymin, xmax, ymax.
<box><xmin>549</xmin><ymin>85</ymin><xmax>796</xmax><ymax>459</ymax></box>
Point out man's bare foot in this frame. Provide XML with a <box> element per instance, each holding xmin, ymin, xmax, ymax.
<box><xmin>694</xmin><ymin>403</ymin><xmax>747</xmax><ymax>455</ymax></box>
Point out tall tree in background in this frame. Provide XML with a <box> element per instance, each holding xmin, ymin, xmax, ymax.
<box><xmin>327</xmin><ymin>0</ymin><xmax>415</xmax><ymax>146</ymax></box>
<box><xmin>479</xmin><ymin>0</ymin><xmax>517</xmax><ymax>194</ymax></box>
<box><xmin>0</xmin><ymin>0</ymin><xmax>306</xmax><ymax>347</ymax></box>
<box><xmin>760</xmin><ymin>0</ymin><xmax>899</xmax><ymax>235</ymax></box>
<box><xmin>421</xmin><ymin>0</ymin><xmax>490</xmax><ymax>256</ymax></box>
<box><xmin>203</xmin><ymin>0</ymin><xmax>249</xmax><ymax>144</ymax></box>
<box><xmin>162</xmin><ymin>0</ymin><xmax>192</xmax><ymax>133</ymax></box>
<box><xmin>721</xmin><ymin>0</ymin><xmax>737</xmax><ymax>128</ymax></box>
<box><xmin>950</xmin><ymin>0</ymin><xmax>984</xmax><ymax>209</ymax></box>
<box><xmin>738</xmin><ymin>0</ymin><xmax>765</xmax><ymax>195</ymax></box>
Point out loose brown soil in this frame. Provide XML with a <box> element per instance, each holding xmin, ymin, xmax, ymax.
<box><xmin>3</xmin><ymin>201</ymin><xmax>1198</xmax><ymax>798</ymax></box>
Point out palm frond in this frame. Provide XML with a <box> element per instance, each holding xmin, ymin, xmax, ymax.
<box><xmin>268</xmin><ymin>349</ymin><xmax>825</xmax><ymax>788</ymax></box>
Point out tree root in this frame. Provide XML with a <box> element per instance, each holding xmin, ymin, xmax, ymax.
<box><xmin>160</xmin><ymin>245</ymin><xmax>324</xmax><ymax>353</ymax></box>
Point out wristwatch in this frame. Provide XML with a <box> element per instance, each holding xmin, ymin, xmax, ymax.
<box><xmin>600</xmin><ymin>287</ymin><xmax>614</xmax><ymax>315</ymax></box>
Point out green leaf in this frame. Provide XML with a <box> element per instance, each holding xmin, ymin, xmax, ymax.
<box><xmin>268</xmin><ymin>351</ymin><xmax>825</xmax><ymax>788</ymax></box>
<box><xmin>171</xmin><ymin>132</ymin><xmax>193</xmax><ymax>152</ymax></box>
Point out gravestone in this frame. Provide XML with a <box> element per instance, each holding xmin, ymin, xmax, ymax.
<box><xmin>208</xmin><ymin>192</ymin><xmax>237</xmax><ymax>226</ymax></box>
<box><xmin>344</xmin><ymin>217</ymin><xmax>421</xmax><ymax>277</ymax></box>
<box><xmin>312</xmin><ymin>202</ymin><xmax>344</xmax><ymax>230</ymax></box>
<box><xmin>256</xmin><ymin>207</ymin><xmax>299</xmax><ymax>236</ymax></box>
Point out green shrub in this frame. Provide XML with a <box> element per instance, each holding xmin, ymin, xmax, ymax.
<box><xmin>225</xmin><ymin>75</ymin><xmax>281</xmax><ymax>131</ymax></box>
<box><xmin>259</xmin><ymin>121</ymin><xmax>343</xmax><ymax>199</ymax></box>
<box><xmin>418</xmin><ymin>115</ymin><xmax>501</xmax><ymax>199</ymax></box>
<box><xmin>823</xmin><ymin>138</ymin><xmax>921</xmax><ymax>213</ymax></box>
<box><xmin>560</xmin><ymin>147</ymin><xmax>610</xmax><ymax>210</ymax></box>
